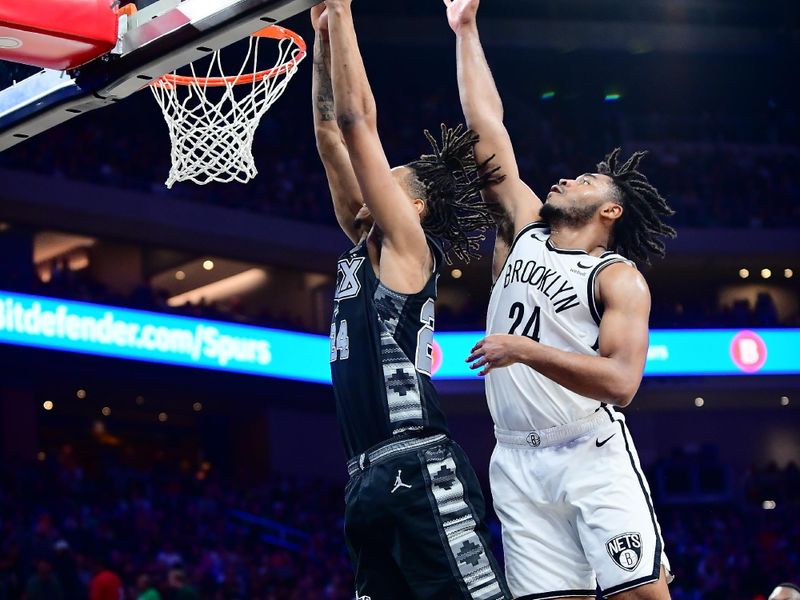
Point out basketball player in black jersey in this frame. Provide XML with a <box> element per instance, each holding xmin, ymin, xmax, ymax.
<box><xmin>310</xmin><ymin>3</ymin><xmax>510</xmax><ymax>599</ymax></box>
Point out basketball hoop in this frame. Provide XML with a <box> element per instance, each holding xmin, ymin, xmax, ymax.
<box><xmin>150</xmin><ymin>25</ymin><xmax>306</xmax><ymax>188</ymax></box>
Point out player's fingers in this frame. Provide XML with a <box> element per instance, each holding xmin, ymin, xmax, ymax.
<box><xmin>468</xmin><ymin>356</ymin><xmax>487</xmax><ymax>368</ymax></box>
<box><xmin>471</xmin><ymin>339</ymin><xmax>484</xmax><ymax>353</ymax></box>
<box><xmin>465</xmin><ymin>346</ymin><xmax>485</xmax><ymax>362</ymax></box>
<box><xmin>469</xmin><ymin>357</ymin><xmax>488</xmax><ymax>370</ymax></box>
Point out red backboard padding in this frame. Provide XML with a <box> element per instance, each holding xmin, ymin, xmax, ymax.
<box><xmin>0</xmin><ymin>0</ymin><xmax>119</xmax><ymax>70</ymax></box>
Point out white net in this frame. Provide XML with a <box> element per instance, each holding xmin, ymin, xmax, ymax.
<box><xmin>151</xmin><ymin>30</ymin><xmax>305</xmax><ymax>188</ymax></box>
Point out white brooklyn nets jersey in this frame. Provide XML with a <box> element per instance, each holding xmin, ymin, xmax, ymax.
<box><xmin>486</xmin><ymin>221</ymin><xmax>634</xmax><ymax>431</ymax></box>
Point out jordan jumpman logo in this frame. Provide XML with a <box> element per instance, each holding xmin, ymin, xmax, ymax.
<box><xmin>390</xmin><ymin>470</ymin><xmax>412</xmax><ymax>494</ymax></box>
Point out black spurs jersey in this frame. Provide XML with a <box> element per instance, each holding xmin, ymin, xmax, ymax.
<box><xmin>330</xmin><ymin>236</ymin><xmax>450</xmax><ymax>459</ymax></box>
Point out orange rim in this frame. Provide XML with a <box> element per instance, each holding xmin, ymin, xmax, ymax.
<box><xmin>117</xmin><ymin>3</ymin><xmax>138</xmax><ymax>18</ymax></box>
<box><xmin>152</xmin><ymin>25</ymin><xmax>306</xmax><ymax>88</ymax></box>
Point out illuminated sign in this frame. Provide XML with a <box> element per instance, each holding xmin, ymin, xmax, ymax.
<box><xmin>0</xmin><ymin>291</ymin><xmax>798</xmax><ymax>382</ymax></box>
<box><xmin>0</xmin><ymin>291</ymin><xmax>331</xmax><ymax>383</ymax></box>
<box><xmin>431</xmin><ymin>329</ymin><xmax>799</xmax><ymax>378</ymax></box>
<box><xmin>729</xmin><ymin>330</ymin><xmax>767</xmax><ymax>373</ymax></box>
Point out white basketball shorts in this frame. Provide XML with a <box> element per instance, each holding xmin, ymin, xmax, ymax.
<box><xmin>490</xmin><ymin>408</ymin><xmax>672</xmax><ymax>599</ymax></box>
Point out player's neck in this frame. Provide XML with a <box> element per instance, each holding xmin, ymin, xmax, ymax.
<box><xmin>549</xmin><ymin>225</ymin><xmax>609</xmax><ymax>256</ymax></box>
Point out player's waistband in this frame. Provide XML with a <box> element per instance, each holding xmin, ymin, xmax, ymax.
<box><xmin>347</xmin><ymin>433</ymin><xmax>449</xmax><ymax>478</ymax></box>
<box><xmin>494</xmin><ymin>409</ymin><xmax>612</xmax><ymax>449</ymax></box>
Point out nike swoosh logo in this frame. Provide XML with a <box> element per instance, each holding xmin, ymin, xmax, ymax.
<box><xmin>577</xmin><ymin>261</ymin><xmax>594</xmax><ymax>269</ymax></box>
<box><xmin>596</xmin><ymin>434</ymin><xmax>616</xmax><ymax>447</ymax></box>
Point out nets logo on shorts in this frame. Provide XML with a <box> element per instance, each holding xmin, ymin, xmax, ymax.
<box><xmin>606</xmin><ymin>532</ymin><xmax>642</xmax><ymax>571</ymax></box>
<box><xmin>526</xmin><ymin>432</ymin><xmax>541</xmax><ymax>447</ymax></box>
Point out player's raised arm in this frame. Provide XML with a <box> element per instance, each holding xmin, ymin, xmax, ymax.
<box><xmin>326</xmin><ymin>0</ymin><xmax>429</xmax><ymax>267</ymax></box>
<box><xmin>445</xmin><ymin>0</ymin><xmax>542</xmax><ymax>236</ymax></box>
<box><xmin>311</xmin><ymin>6</ymin><xmax>364</xmax><ymax>244</ymax></box>
<box><xmin>467</xmin><ymin>263</ymin><xmax>650</xmax><ymax>407</ymax></box>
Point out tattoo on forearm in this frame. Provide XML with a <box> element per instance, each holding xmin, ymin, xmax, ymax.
<box><xmin>313</xmin><ymin>41</ymin><xmax>336</xmax><ymax>122</ymax></box>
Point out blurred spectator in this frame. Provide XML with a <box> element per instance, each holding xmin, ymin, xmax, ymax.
<box><xmin>24</xmin><ymin>558</ymin><xmax>64</xmax><ymax>600</ymax></box>
<box><xmin>155</xmin><ymin>544</ymin><xmax>182</xmax><ymax>570</ymax></box>
<box><xmin>52</xmin><ymin>540</ymin><xmax>84</xmax><ymax>599</ymax></box>
<box><xmin>88</xmin><ymin>557</ymin><xmax>123</xmax><ymax>600</ymax></box>
<box><xmin>754</xmin><ymin>292</ymin><xmax>780</xmax><ymax>327</ymax></box>
<box><xmin>136</xmin><ymin>574</ymin><xmax>161</xmax><ymax>600</ymax></box>
<box><xmin>769</xmin><ymin>583</ymin><xmax>800</xmax><ymax>600</ymax></box>
<box><xmin>166</xmin><ymin>569</ymin><xmax>198</xmax><ymax>600</ymax></box>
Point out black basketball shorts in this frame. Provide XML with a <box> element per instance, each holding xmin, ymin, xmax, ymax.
<box><xmin>344</xmin><ymin>434</ymin><xmax>510</xmax><ymax>600</ymax></box>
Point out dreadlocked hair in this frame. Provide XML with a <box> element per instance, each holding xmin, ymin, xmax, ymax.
<box><xmin>597</xmin><ymin>148</ymin><xmax>676</xmax><ymax>265</ymax></box>
<box><xmin>406</xmin><ymin>124</ymin><xmax>505</xmax><ymax>264</ymax></box>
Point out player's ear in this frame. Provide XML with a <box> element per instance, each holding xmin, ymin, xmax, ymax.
<box><xmin>413</xmin><ymin>198</ymin><xmax>426</xmax><ymax>217</ymax></box>
<box><xmin>601</xmin><ymin>201</ymin><xmax>623</xmax><ymax>222</ymax></box>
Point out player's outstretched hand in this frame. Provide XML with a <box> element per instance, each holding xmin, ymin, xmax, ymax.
<box><xmin>443</xmin><ymin>0</ymin><xmax>480</xmax><ymax>34</ymax></box>
<box><xmin>466</xmin><ymin>334</ymin><xmax>529</xmax><ymax>376</ymax></box>
<box><xmin>310</xmin><ymin>3</ymin><xmax>329</xmax><ymax>35</ymax></box>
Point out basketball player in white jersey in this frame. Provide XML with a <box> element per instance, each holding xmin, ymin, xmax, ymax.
<box><xmin>444</xmin><ymin>0</ymin><xmax>677</xmax><ymax>599</ymax></box>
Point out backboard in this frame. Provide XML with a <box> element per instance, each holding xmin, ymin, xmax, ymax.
<box><xmin>0</xmin><ymin>0</ymin><xmax>316</xmax><ymax>152</ymax></box>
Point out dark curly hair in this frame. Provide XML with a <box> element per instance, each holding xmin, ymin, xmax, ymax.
<box><xmin>597</xmin><ymin>148</ymin><xmax>676</xmax><ymax>264</ymax></box>
<box><xmin>405</xmin><ymin>124</ymin><xmax>504</xmax><ymax>264</ymax></box>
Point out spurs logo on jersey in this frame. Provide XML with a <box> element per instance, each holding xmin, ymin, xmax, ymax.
<box><xmin>486</xmin><ymin>222</ymin><xmax>633</xmax><ymax>431</ymax></box>
<box><xmin>336</xmin><ymin>257</ymin><xmax>365</xmax><ymax>300</ymax></box>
